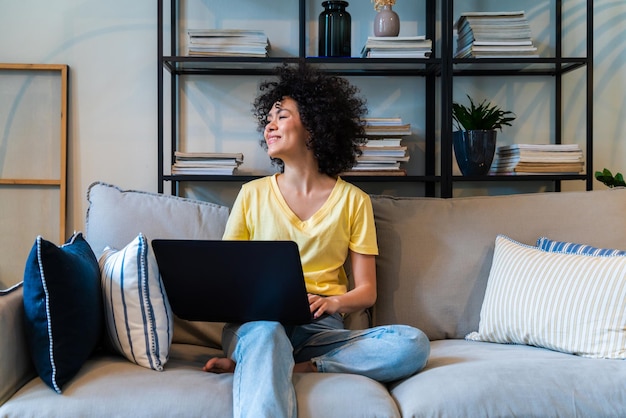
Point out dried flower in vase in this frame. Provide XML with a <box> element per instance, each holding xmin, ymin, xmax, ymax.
<box><xmin>372</xmin><ymin>0</ymin><xmax>396</xmax><ymax>12</ymax></box>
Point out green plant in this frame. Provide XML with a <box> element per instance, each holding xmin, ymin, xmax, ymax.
<box><xmin>595</xmin><ymin>168</ymin><xmax>626</xmax><ymax>188</ymax></box>
<box><xmin>452</xmin><ymin>95</ymin><xmax>516</xmax><ymax>132</ymax></box>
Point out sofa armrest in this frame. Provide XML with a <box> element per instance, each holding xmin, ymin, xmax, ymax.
<box><xmin>0</xmin><ymin>283</ymin><xmax>35</xmax><ymax>405</ymax></box>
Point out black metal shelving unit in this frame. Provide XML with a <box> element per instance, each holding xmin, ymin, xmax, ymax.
<box><xmin>439</xmin><ymin>0</ymin><xmax>593</xmax><ymax>197</ymax></box>
<box><xmin>158</xmin><ymin>0</ymin><xmax>593</xmax><ymax>198</ymax></box>
<box><xmin>158</xmin><ymin>0</ymin><xmax>439</xmax><ymax>196</ymax></box>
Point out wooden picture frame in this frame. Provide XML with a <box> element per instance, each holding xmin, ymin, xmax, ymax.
<box><xmin>0</xmin><ymin>63</ymin><xmax>68</xmax><ymax>289</ymax></box>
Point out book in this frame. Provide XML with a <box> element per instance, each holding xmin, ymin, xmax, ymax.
<box><xmin>340</xmin><ymin>169</ymin><xmax>407</xmax><ymax>176</ymax></box>
<box><xmin>361</xmin><ymin>36</ymin><xmax>432</xmax><ymax>59</ymax></box>
<box><xmin>497</xmin><ymin>144</ymin><xmax>582</xmax><ymax>152</ymax></box>
<box><xmin>174</xmin><ymin>151</ymin><xmax>244</xmax><ymax>161</ymax></box>
<box><xmin>171</xmin><ymin>166</ymin><xmax>239</xmax><ymax>175</ymax></box>
<box><xmin>365</xmin><ymin>49</ymin><xmax>430</xmax><ymax>59</ymax></box>
<box><xmin>363</xmin><ymin>138</ymin><xmax>403</xmax><ymax>147</ymax></box>
<box><xmin>494</xmin><ymin>163</ymin><xmax>584</xmax><ymax>174</ymax></box>
<box><xmin>454</xmin><ymin>11</ymin><xmax>538</xmax><ymax>58</ymax></box>
<box><xmin>363</xmin><ymin>123</ymin><xmax>412</xmax><ymax>136</ymax></box>
<box><xmin>187</xmin><ymin>29</ymin><xmax>270</xmax><ymax>57</ymax></box>
<box><xmin>455</xmin><ymin>45</ymin><xmax>538</xmax><ymax>59</ymax></box>
<box><xmin>490</xmin><ymin>143</ymin><xmax>584</xmax><ymax>174</ymax></box>
<box><xmin>350</xmin><ymin>162</ymin><xmax>402</xmax><ymax>170</ymax></box>
<box><xmin>365</xmin><ymin>35</ymin><xmax>426</xmax><ymax>42</ymax></box>
<box><xmin>359</xmin><ymin>146</ymin><xmax>409</xmax><ymax>159</ymax></box>
<box><xmin>172</xmin><ymin>151</ymin><xmax>244</xmax><ymax>175</ymax></box>
<box><xmin>351</xmin><ymin>117</ymin><xmax>413</xmax><ymax>175</ymax></box>
<box><xmin>357</xmin><ymin>155</ymin><xmax>410</xmax><ymax>163</ymax></box>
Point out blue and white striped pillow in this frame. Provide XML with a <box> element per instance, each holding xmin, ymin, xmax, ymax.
<box><xmin>99</xmin><ymin>233</ymin><xmax>173</xmax><ymax>371</ymax></box>
<box><xmin>537</xmin><ymin>236</ymin><xmax>626</xmax><ymax>256</ymax></box>
<box><xmin>466</xmin><ymin>234</ymin><xmax>626</xmax><ymax>359</ymax></box>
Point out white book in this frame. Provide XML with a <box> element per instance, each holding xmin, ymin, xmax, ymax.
<box><xmin>497</xmin><ymin>144</ymin><xmax>581</xmax><ymax>152</ymax></box>
<box><xmin>459</xmin><ymin>10</ymin><xmax>526</xmax><ymax>17</ymax></box>
<box><xmin>351</xmin><ymin>162</ymin><xmax>402</xmax><ymax>170</ymax></box>
<box><xmin>174</xmin><ymin>151</ymin><xmax>244</xmax><ymax>162</ymax></box>
<box><xmin>360</xmin><ymin>146</ymin><xmax>408</xmax><ymax>157</ymax></box>
<box><xmin>363</xmin><ymin>138</ymin><xmax>403</xmax><ymax>147</ymax></box>
<box><xmin>366</xmin><ymin>50</ymin><xmax>431</xmax><ymax>59</ymax></box>
<box><xmin>365</xmin><ymin>36</ymin><xmax>426</xmax><ymax>42</ymax></box>
<box><xmin>174</xmin><ymin>160</ymin><xmax>240</xmax><ymax>167</ymax></box>
<box><xmin>171</xmin><ymin>166</ymin><xmax>238</xmax><ymax>175</ymax></box>
<box><xmin>363</xmin><ymin>117</ymin><xmax>404</xmax><ymax>125</ymax></box>
<box><xmin>357</xmin><ymin>156</ymin><xmax>410</xmax><ymax>163</ymax></box>
<box><xmin>472</xmin><ymin>40</ymin><xmax>533</xmax><ymax>46</ymax></box>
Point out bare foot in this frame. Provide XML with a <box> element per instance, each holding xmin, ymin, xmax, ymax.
<box><xmin>203</xmin><ymin>357</ymin><xmax>236</xmax><ymax>373</ymax></box>
<box><xmin>293</xmin><ymin>361</ymin><xmax>317</xmax><ymax>373</ymax></box>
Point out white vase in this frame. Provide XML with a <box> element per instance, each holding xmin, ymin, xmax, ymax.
<box><xmin>374</xmin><ymin>5</ymin><xmax>400</xmax><ymax>37</ymax></box>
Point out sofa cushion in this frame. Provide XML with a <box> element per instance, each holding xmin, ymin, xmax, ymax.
<box><xmin>99</xmin><ymin>233</ymin><xmax>173</xmax><ymax>371</ymax></box>
<box><xmin>391</xmin><ymin>339</ymin><xmax>626</xmax><ymax>417</ymax></box>
<box><xmin>0</xmin><ymin>284</ymin><xmax>35</xmax><ymax>405</ymax></box>
<box><xmin>85</xmin><ymin>182</ymin><xmax>230</xmax><ymax>257</ymax></box>
<box><xmin>22</xmin><ymin>232</ymin><xmax>102</xmax><ymax>393</ymax></box>
<box><xmin>537</xmin><ymin>236</ymin><xmax>626</xmax><ymax>256</ymax></box>
<box><xmin>85</xmin><ymin>182</ymin><xmax>230</xmax><ymax>348</ymax></box>
<box><xmin>0</xmin><ymin>344</ymin><xmax>401</xmax><ymax>418</ymax></box>
<box><xmin>0</xmin><ymin>349</ymin><xmax>233</xmax><ymax>418</ymax></box>
<box><xmin>466</xmin><ymin>234</ymin><xmax>626</xmax><ymax>358</ymax></box>
<box><xmin>370</xmin><ymin>189</ymin><xmax>626</xmax><ymax>340</ymax></box>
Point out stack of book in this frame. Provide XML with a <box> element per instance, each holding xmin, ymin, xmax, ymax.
<box><xmin>361</xmin><ymin>36</ymin><xmax>432</xmax><ymax>58</ymax></box>
<box><xmin>490</xmin><ymin>144</ymin><xmax>584</xmax><ymax>175</ymax></box>
<box><xmin>187</xmin><ymin>29</ymin><xmax>270</xmax><ymax>57</ymax></box>
<box><xmin>342</xmin><ymin>118</ymin><xmax>411</xmax><ymax>176</ymax></box>
<box><xmin>454</xmin><ymin>11</ymin><xmax>538</xmax><ymax>58</ymax></box>
<box><xmin>172</xmin><ymin>151</ymin><xmax>244</xmax><ymax>175</ymax></box>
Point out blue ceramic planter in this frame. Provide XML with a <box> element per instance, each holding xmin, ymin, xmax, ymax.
<box><xmin>453</xmin><ymin>130</ymin><xmax>497</xmax><ymax>176</ymax></box>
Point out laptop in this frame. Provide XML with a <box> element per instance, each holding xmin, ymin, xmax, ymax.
<box><xmin>151</xmin><ymin>239</ymin><xmax>312</xmax><ymax>325</ymax></box>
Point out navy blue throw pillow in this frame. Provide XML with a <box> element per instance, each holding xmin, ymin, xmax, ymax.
<box><xmin>23</xmin><ymin>232</ymin><xmax>102</xmax><ymax>393</ymax></box>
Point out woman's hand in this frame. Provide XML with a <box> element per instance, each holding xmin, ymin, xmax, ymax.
<box><xmin>308</xmin><ymin>294</ymin><xmax>341</xmax><ymax>319</ymax></box>
<box><xmin>307</xmin><ymin>251</ymin><xmax>377</xmax><ymax>319</ymax></box>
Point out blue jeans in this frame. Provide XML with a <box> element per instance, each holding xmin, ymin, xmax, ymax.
<box><xmin>221</xmin><ymin>314</ymin><xmax>430</xmax><ymax>418</ymax></box>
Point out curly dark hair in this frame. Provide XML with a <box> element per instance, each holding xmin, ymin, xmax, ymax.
<box><xmin>253</xmin><ymin>61</ymin><xmax>367</xmax><ymax>176</ymax></box>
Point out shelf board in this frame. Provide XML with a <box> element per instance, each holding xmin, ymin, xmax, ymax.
<box><xmin>451</xmin><ymin>174</ymin><xmax>588</xmax><ymax>182</ymax></box>
<box><xmin>162</xmin><ymin>56</ymin><xmax>587</xmax><ymax>77</ymax></box>
<box><xmin>163</xmin><ymin>173</ymin><xmax>587</xmax><ymax>183</ymax></box>
<box><xmin>162</xmin><ymin>174</ymin><xmax>438</xmax><ymax>183</ymax></box>
<box><xmin>339</xmin><ymin>175</ymin><xmax>438</xmax><ymax>183</ymax></box>
<box><xmin>161</xmin><ymin>56</ymin><xmax>437</xmax><ymax>76</ymax></box>
<box><xmin>451</xmin><ymin>57</ymin><xmax>588</xmax><ymax>76</ymax></box>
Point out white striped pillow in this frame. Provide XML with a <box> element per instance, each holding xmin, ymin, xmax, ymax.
<box><xmin>99</xmin><ymin>233</ymin><xmax>173</xmax><ymax>370</ymax></box>
<box><xmin>466</xmin><ymin>235</ymin><xmax>626</xmax><ymax>359</ymax></box>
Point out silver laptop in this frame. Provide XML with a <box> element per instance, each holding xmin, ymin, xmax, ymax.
<box><xmin>151</xmin><ymin>239</ymin><xmax>312</xmax><ymax>325</ymax></box>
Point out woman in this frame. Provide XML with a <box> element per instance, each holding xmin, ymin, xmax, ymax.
<box><xmin>203</xmin><ymin>61</ymin><xmax>430</xmax><ymax>418</ymax></box>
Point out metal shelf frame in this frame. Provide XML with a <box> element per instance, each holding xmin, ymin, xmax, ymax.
<box><xmin>158</xmin><ymin>0</ymin><xmax>593</xmax><ymax>198</ymax></box>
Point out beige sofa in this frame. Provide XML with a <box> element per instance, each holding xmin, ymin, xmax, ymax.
<box><xmin>1</xmin><ymin>181</ymin><xmax>626</xmax><ymax>417</ymax></box>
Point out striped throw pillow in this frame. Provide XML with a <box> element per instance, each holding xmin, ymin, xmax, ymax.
<box><xmin>537</xmin><ymin>236</ymin><xmax>626</xmax><ymax>256</ymax></box>
<box><xmin>466</xmin><ymin>235</ymin><xmax>626</xmax><ymax>359</ymax></box>
<box><xmin>99</xmin><ymin>233</ymin><xmax>173</xmax><ymax>370</ymax></box>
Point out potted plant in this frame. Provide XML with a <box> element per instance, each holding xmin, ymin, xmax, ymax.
<box><xmin>595</xmin><ymin>168</ymin><xmax>625</xmax><ymax>188</ymax></box>
<box><xmin>452</xmin><ymin>95</ymin><xmax>516</xmax><ymax>176</ymax></box>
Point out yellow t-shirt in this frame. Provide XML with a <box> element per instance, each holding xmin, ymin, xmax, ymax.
<box><xmin>223</xmin><ymin>174</ymin><xmax>378</xmax><ymax>296</ymax></box>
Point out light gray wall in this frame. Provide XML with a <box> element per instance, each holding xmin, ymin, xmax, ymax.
<box><xmin>0</xmin><ymin>0</ymin><xmax>624</xmax><ymax>287</ymax></box>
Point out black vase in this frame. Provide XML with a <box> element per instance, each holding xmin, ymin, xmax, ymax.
<box><xmin>453</xmin><ymin>130</ymin><xmax>497</xmax><ymax>176</ymax></box>
<box><xmin>318</xmin><ymin>1</ymin><xmax>351</xmax><ymax>57</ymax></box>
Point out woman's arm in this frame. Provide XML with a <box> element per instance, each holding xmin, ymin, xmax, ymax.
<box><xmin>308</xmin><ymin>250</ymin><xmax>377</xmax><ymax>318</ymax></box>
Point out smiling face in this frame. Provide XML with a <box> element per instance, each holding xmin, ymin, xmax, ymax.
<box><xmin>264</xmin><ymin>97</ymin><xmax>311</xmax><ymax>162</ymax></box>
